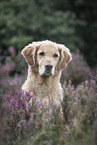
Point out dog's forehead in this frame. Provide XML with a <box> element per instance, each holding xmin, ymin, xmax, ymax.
<box><xmin>39</xmin><ymin>43</ymin><xmax>58</xmax><ymax>52</ymax></box>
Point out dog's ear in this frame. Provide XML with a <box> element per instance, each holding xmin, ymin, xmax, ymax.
<box><xmin>58</xmin><ymin>44</ymin><xmax>72</xmax><ymax>70</ymax></box>
<box><xmin>21</xmin><ymin>43</ymin><xmax>39</xmax><ymax>67</ymax></box>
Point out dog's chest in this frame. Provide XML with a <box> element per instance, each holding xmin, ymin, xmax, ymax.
<box><xmin>33</xmin><ymin>81</ymin><xmax>54</xmax><ymax>98</ymax></box>
<box><xmin>25</xmin><ymin>70</ymin><xmax>63</xmax><ymax>99</ymax></box>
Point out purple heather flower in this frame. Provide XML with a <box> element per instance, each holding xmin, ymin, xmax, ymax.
<box><xmin>8</xmin><ymin>46</ymin><xmax>16</xmax><ymax>57</ymax></box>
<box><xmin>32</xmin><ymin>112</ymin><xmax>36</xmax><ymax>116</ymax></box>
<box><xmin>65</xmin><ymin>132</ymin><xmax>69</xmax><ymax>136</ymax></box>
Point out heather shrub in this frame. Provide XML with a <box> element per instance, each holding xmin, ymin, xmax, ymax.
<box><xmin>0</xmin><ymin>50</ymin><xmax>26</xmax><ymax>93</ymax></box>
<box><xmin>61</xmin><ymin>50</ymin><xmax>91</xmax><ymax>86</ymax></box>
<box><xmin>62</xmin><ymin>74</ymin><xmax>97</xmax><ymax>144</ymax></box>
<box><xmin>0</xmin><ymin>73</ymin><xmax>96</xmax><ymax>145</ymax></box>
<box><xmin>0</xmin><ymin>52</ymin><xmax>97</xmax><ymax>145</ymax></box>
<box><xmin>1</xmin><ymin>90</ymin><xmax>62</xmax><ymax>144</ymax></box>
<box><xmin>63</xmin><ymin>74</ymin><xmax>97</xmax><ymax>126</ymax></box>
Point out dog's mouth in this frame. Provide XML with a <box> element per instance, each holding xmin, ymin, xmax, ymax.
<box><xmin>42</xmin><ymin>71</ymin><xmax>52</xmax><ymax>76</ymax></box>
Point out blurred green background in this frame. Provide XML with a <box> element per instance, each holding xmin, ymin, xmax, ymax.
<box><xmin>0</xmin><ymin>0</ymin><xmax>97</xmax><ymax>66</ymax></box>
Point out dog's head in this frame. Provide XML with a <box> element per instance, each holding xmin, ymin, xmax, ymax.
<box><xmin>21</xmin><ymin>40</ymin><xmax>72</xmax><ymax>76</ymax></box>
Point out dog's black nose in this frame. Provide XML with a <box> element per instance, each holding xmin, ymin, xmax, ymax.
<box><xmin>45</xmin><ymin>65</ymin><xmax>53</xmax><ymax>70</ymax></box>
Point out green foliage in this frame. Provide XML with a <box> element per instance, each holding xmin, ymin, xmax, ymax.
<box><xmin>0</xmin><ymin>0</ymin><xmax>83</xmax><ymax>52</ymax></box>
<box><xmin>52</xmin><ymin>0</ymin><xmax>97</xmax><ymax>66</ymax></box>
<box><xmin>0</xmin><ymin>0</ymin><xmax>97</xmax><ymax>66</ymax></box>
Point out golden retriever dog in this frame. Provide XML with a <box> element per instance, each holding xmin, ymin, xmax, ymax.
<box><xmin>21</xmin><ymin>40</ymin><xmax>72</xmax><ymax>119</ymax></box>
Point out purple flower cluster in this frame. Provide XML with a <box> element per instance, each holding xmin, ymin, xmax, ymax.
<box><xmin>63</xmin><ymin>73</ymin><xmax>97</xmax><ymax>129</ymax></box>
<box><xmin>1</xmin><ymin>89</ymin><xmax>61</xmax><ymax>143</ymax></box>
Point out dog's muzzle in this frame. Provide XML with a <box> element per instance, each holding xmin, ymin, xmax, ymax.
<box><xmin>44</xmin><ymin>64</ymin><xmax>53</xmax><ymax>75</ymax></box>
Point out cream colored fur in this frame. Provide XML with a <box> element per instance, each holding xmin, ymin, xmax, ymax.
<box><xmin>21</xmin><ymin>40</ymin><xmax>72</xmax><ymax>108</ymax></box>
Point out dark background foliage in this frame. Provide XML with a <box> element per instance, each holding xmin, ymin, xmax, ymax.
<box><xmin>0</xmin><ymin>0</ymin><xmax>97</xmax><ymax>66</ymax></box>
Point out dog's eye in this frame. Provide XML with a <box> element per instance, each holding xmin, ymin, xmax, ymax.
<box><xmin>39</xmin><ymin>52</ymin><xmax>45</xmax><ymax>56</ymax></box>
<box><xmin>53</xmin><ymin>53</ymin><xmax>58</xmax><ymax>58</ymax></box>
